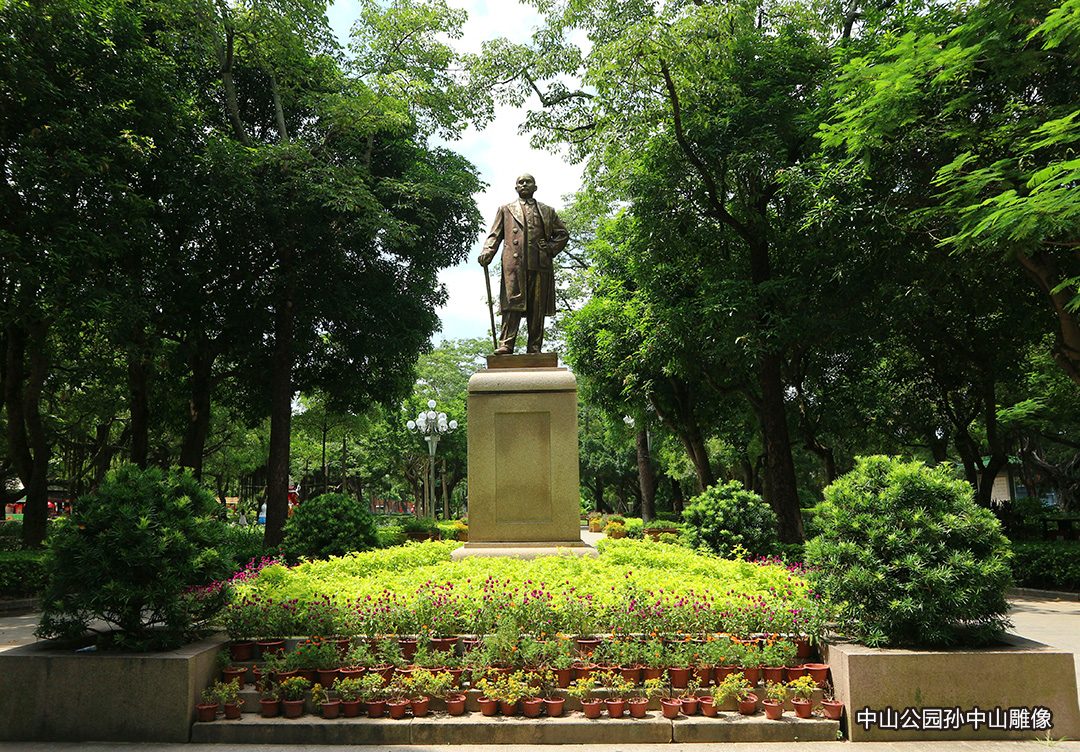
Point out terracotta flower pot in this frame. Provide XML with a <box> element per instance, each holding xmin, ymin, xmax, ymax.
<box><xmin>222</xmin><ymin>666</ymin><xmax>246</xmax><ymax>690</ymax></box>
<box><xmin>785</xmin><ymin>665</ymin><xmax>807</xmax><ymax>681</ymax></box>
<box><xmin>700</xmin><ymin>697</ymin><xmax>719</xmax><ymax>717</ymax></box>
<box><xmin>430</xmin><ymin>636</ymin><xmax>458</xmax><ymax>653</ymax></box>
<box><xmin>738</xmin><ymin>693</ymin><xmax>758</xmax><ymax>715</ymax></box>
<box><xmin>229</xmin><ymin>640</ymin><xmax>254</xmax><ymax>662</ymax></box>
<box><xmin>660</xmin><ymin>698</ymin><xmax>681</xmax><ymax>719</ymax></box>
<box><xmin>298</xmin><ymin>669</ymin><xmax>317</xmax><ymax>683</ymax></box>
<box><xmin>367</xmin><ymin>700</ymin><xmax>386</xmax><ymax>718</ymax></box>
<box><xmin>398</xmin><ymin>637</ymin><xmax>419</xmax><ymax>662</ymax></box>
<box><xmin>387</xmin><ymin>700</ymin><xmax>409</xmax><ymax>719</ymax></box>
<box><xmin>446</xmin><ymin>694</ymin><xmax>467</xmax><ymax>716</ymax></box>
<box><xmin>581</xmin><ymin>699</ymin><xmax>603</xmax><ymax>718</ymax></box>
<box><xmin>628</xmin><ymin>698</ymin><xmax>649</xmax><ymax>718</ymax></box>
<box><xmin>197</xmin><ymin>703</ymin><xmax>218</xmax><ymax>722</ymax></box>
<box><xmin>763</xmin><ymin>699</ymin><xmax>783</xmax><ymax>720</ymax></box>
<box><xmin>339</xmin><ymin>668</ymin><xmax>364</xmax><ymax>681</ymax></box>
<box><xmin>619</xmin><ymin>665</ymin><xmax>642</xmax><ymax>685</ymax></box>
<box><xmin>445</xmin><ymin>667</ymin><xmax>465</xmax><ymax>688</ymax></box>
<box><xmin>605</xmin><ymin>698</ymin><xmax>626</xmax><ymax>718</ymax></box>
<box><xmin>792</xmin><ymin>698</ymin><xmax>813</xmax><ymax>718</ymax></box>
<box><xmin>741</xmin><ymin>667</ymin><xmax>761</xmax><ymax>687</ymax></box>
<box><xmin>575</xmin><ymin>637</ymin><xmax>603</xmax><ymax>656</ymax></box>
<box><xmin>803</xmin><ymin>663</ymin><xmax>829</xmax><ymax>687</ymax></box>
<box><xmin>761</xmin><ymin>666</ymin><xmax>784</xmax><ymax>684</ymax></box>
<box><xmin>680</xmin><ymin>696</ymin><xmax>699</xmax><ymax>715</ymax></box>
<box><xmin>694</xmin><ymin>665</ymin><xmax>713</xmax><ymax>687</ymax></box>
<box><xmin>499</xmin><ymin>700</ymin><xmax>518</xmax><ymax>716</ymax></box>
<box><xmin>260</xmin><ymin>698</ymin><xmax>280</xmax><ymax>717</ymax></box>
<box><xmin>642</xmin><ymin>666</ymin><xmax>665</xmax><ymax>681</ymax></box>
<box><xmin>795</xmin><ymin>637</ymin><xmax>812</xmax><ymax>658</ymax></box>
<box><xmin>283</xmin><ymin>699</ymin><xmax>305</xmax><ymax>718</ymax></box>
<box><xmin>522</xmin><ymin>697</ymin><xmax>544</xmax><ymax>717</ymax></box>
<box><xmin>714</xmin><ymin>665</ymin><xmax>737</xmax><ymax>683</ymax></box>
<box><xmin>573</xmin><ymin>662</ymin><xmax>596</xmax><ymax>681</ymax></box>
<box><xmin>411</xmin><ymin>697</ymin><xmax>430</xmax><ymax>717</ymax></box>
<box><xmin>321</xmin><ymin>699</ymin><xmax>341</xmax><ymax>719</ymax></box>
<box><xmin>822</xmin><ymin>699</ymin><xmax>844</xmax><ymax>720</ymax></box>
<box><xmin>223</xmin><ymin>702</ymin><xmax>243</xmax><ymax>720</ymax></box>
<box><xmin>341</xmin><ymin>699</ymin><xmax>363</xmax><ymax>717</ymax></box>
<box><xmin>667</xmin><ymin>666</ymin><xmax>690</xmax><ymax>688</ymax></box>
<box><xmin>317</xmin><ymin>668</ymin><xmax>340</xmax><ymax>686</ymax></box>
<box><xmin>256</xmin><ymin>639</ymin><xmax>284</xmax><ymax>657</ymax></box>
<box><xmin>478</xmin><ymin>697</ymin><xmax>498</xmax><ymax>716</ymax></box>
<box><xmin>554</xmin><ymin>667</ymin><xmax>573</xmax><ymax>688</ymax></box>
<box><xmin>544</xmin><ymin>697</ymin><xmax>565</xmax><ymax>717</ymax></box>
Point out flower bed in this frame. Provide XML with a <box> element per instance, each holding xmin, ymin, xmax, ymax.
<box><xmin>218</xmin><ymin>539</ymin><xmax>828</xmax><ymax>642</ymax></box>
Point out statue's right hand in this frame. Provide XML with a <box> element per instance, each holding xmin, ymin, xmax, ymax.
<box><xmin>478</xmin><ymin>251</ymin><xmax>493</xmax><ymax>266</ymax></box>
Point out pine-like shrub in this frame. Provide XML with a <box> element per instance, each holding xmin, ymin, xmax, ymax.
<box><xmin>36</xmin><ymin>464</ymin><xmax>233</xmax><ymax>651</ymax></box>
<box><xmin>805</xmin><ymin>455</ymin><xmax>1012</xmax><ymax>647</ymax></box>
<box><xmin>681</xmin><ymin>480</ymin><xmax>780</xmax><ymax>559</ymax></box>
<box><xmin>281</xmin><ymin>493</ymin><xmax>378</xmax><ymax>561</ymax></box>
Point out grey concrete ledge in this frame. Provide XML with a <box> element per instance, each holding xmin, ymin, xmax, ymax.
<box><xmin>192</xmin><ymin>710</ymin><xmax>838</xmax><ymax>745</ymax></box>
<box><xmin>1009</xmin><ymin>586</ymin><xmax>1080</xmax><ymax>602</ymax></box>
<box><xmin>0</xmin><ymin>599</ymin><xmax>38</xmax><ymax>615</ymax></box>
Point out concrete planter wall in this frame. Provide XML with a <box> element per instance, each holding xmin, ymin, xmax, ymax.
<box><xmin>824</xmin><ymin>634</ymin><xmax>1080</xmax><ymax>742</ymax></box>
<box><xmin>0</xmin><ymin>634</ymin><xmax>223</xmax><ymax>742</ymax></box>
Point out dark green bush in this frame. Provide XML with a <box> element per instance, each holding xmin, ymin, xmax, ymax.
<box><xmin>0</xmin><ymin>549</ymin><xmax>47</xmax><ymax>598</ymax></box>
<box><xmin>221</xmin><ymin>524</ymin><xmax>267</xmax><ymax>571</ymax></box>
<box><xmin>36</xmin><ymin>464</ymin><xmax>233</xmax><ymax>651</ymax></box>
<box><xmin>281</xmin><ymin>493</ymin><xmax>378</xmax><ymax>561</ymax></box>
<box><xmin>681</xmin><ymin>480</ymin><xmax>780</xmax><ymax>559</ymax></box>
<box><xmin>806</xmin><ymin>455</ymin><xmax>1012</xmax><ymax>647</ymax></box>
<box><xmin>1010</xmin><ymin>541</ymin><xmax>1080</xmax><ymax>591</ymax></box>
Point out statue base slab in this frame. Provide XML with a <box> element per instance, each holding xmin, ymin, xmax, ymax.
<box><xmin>450</xmin><ymin>541</ymin><xmax>597</xmax><ymax>560</ymax></box>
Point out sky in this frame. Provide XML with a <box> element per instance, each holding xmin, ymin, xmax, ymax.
<box><xmin>326</xmin><ymin>0</ymin><xmax>586</xmax><ymax>345</ymax></box>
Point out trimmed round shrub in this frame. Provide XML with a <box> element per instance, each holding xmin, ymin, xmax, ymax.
<box><xmin>281</xmin><ymin>493</ymin><xmax>378</xmax><ymax>561</ymax></box>
<box><xmin>681</xmin><ymin>480</ymin><xmax>780</xmax><ymax>559</ymax></box>
<box><xmin>805</xmin><ymin>455</ymin><xmax>1012</xmax><ymax>647</ymax></box>
<box><xmin>37</xmin><ymin>464</ymin><xmax>233</xmax><ymax>651</ymax></box>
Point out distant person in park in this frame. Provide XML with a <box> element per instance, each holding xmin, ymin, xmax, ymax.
<box><xmin>479</xmin><ymin>173</ymin><xmax>569</xmax><ymax>354</ymax></box>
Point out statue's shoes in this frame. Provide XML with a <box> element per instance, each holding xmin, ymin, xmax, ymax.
<box><xmin>494</xmin><ymin>346</ymin><xmax>514</xmax><ymax>355</ymax></box>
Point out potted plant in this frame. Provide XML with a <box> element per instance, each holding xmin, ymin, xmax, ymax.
<box><xmin>260</xmin><ymin>679</ymin><xmax>281</xmax><ymax>718</ymax></box>
<box><xmin>630</xmin><ymin>676</ymin><xmax>665</xmax><ymax>718</ymax></box>
<box><xmin>385</xmin><ymin>674</ymin><xmax>411</xmax><ymax>719</ymax></box>
<box><xmin>820</xmin><ymin>681</ymin><xmax>845</xmax><ymax>720</ymax></box>
<box><xmin>279</xmin><ymin>675</ymin><xmax>311</xmax><ymax>718</ymax></box>
<box><xmin>401</xmin><ymin>515</ymin><xmax>439</xmax><ymax>541</ymax></box>
<box><xmin>311</xmin><ymin>682</ymin><xmax>341</xmax><ymax>719</ymax></box>
<box><xmin>714</xmin><ymin>671</ymin><xmax>756</xmax><ymax>715</ymax></box>
<box><xmin>597</xmin><ymin>670</ymin><xmax>633</xmax><ymax>718</ymax></box>
<box><xmin>604</xmin><ymin>519</ymin><xmax>627</xmax><ymax>539</ymax></box>
<box><xmin>656</xmin><ymin>678</ymin><xmax>682</xmax><ymax>719</ymax></box>
<box><xmin>787</xmin><ymin>674</ymin><xmax>817</xmax><ymax>718</ymax></box>
<box><xmin>217</xmin><ymin>679</ymin><xmax>244</xmax><ymax>719</ymax></box>
<box><xmin>735</xmin><ymin>640</ymin><xmax>762</xmax><ymax>687</ymax></box>
<box><xmin>429</xmin><ymin>668</ymin><xmax>467</xmax><ymax>716</ymax></box>
<box><xmin>610</xmin><ymin>638</ymin><xmax>644</xmax><ymax>685</ymax></box>
<box><xmin>665</xmin><ymin>640</ymin><xmax>692</xmax><ymax>689</ymax></box>
<box><xmin>405</xmin><ymin>668</ymin><xmax>449</xmax><ymax>717</ymax></box>
<box><xmin>216</xmin><ymin>647</ymin><xmax>248</xmax><ymax>689</ymax></box>
<box><xmin>567</xmin><ymin>675</ymin><xmax>602</xmax><ymax>718</ymax></box>
<box><xmin>587</xmin><ymin>512</ymin><xmax>603</xmax><ymax>532</ymax></box>
<box><xmin>361</xmin><ymin>672</ymin><xmax>388</xmax><ymax>718</ymax></box>
<box><xmin>339</xmin><ymin>644</ymin><xmax>371</xmax><ymax>681</ymax></box>
<box><xmin>196</xmin><ymin>685</ymin><xmax>219</xmax><ymax>722</ymax></box>
<box><xmin>762</xmin><ymin>680</ymin><xmax>788</xmax><ymax>720</ymax></box>
<box><xmin>760</xmin><ymin>638</ymin><xmax>796</xmax><ymax>685</ymax></box>
<box><xmin>545</xmin><ymin>637</ymin><xmax>576</xmax><ymax>687</ymax></box>
<box><xmin>333</xmin><ymin>676</ymin><xmax>366</xmax><ymax>717</ymax></box>
<box><xmin>640</xmin><ymin>638</ymin><xmax>667</xmax><ymax>681</ymax></box>
<box><xmin>679</xmin><ymin>674</ymin><xmax>703</xmax><ymax>716</ymax></box>
<box><xmin>450</xmin><ymin>519</ymin><xmax>468</xmax><ymax>542</ymax></box>
<box><xmin>536</xmin><ymin>669</ymin><xmax>565</xmax><ymax>717</ymax></box>
<box><xmin>643</xmin><ymin>520</ymin><xmax>679</xmax><ymax>541</ymax></box>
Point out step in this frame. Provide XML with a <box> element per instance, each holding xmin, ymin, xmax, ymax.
<box><xmin>191</xmin><ymin>710</ymin><xmax>841</xmax><ymax>745</ymax></box>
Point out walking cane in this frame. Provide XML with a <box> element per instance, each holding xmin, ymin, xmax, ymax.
<box><xmin>484</xmin><ymin>266</ymin><xmax>499</xmax><ymax>352</ymax></box>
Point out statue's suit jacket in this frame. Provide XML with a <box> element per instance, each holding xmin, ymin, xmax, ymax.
<box><xmin>480</xmin><ymin>199</ymin><xmax>569</xmax><ymax>314</ymax></box>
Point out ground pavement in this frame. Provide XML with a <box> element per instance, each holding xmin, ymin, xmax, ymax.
<box><xmin>1</xmin><ymin>558</ymin><xmax>1077</xmax><ymax>751</ymax></box>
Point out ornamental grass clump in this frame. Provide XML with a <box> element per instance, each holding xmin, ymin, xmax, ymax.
<box><xmin>805</xmin><ymin>455</ymin><xmax>1012</xmax><ymax>647</ymax></box>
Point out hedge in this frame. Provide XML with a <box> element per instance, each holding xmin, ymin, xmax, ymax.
<box><xmin>1010</xmin><ymin>541</ymin><xmax>1080</xmax><ymax>592</ymax></box>
<box><xmin>0</xmin><ymin>549</ymin><xmax>48</xmax><ymax>599</ymax></box>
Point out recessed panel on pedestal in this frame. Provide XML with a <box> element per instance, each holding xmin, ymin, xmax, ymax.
<box><xmin>494</xmin><ymin>411</ymin><xmax>552</xmax><ymax>524</ymax></box>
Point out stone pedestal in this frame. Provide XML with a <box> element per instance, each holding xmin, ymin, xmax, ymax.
<box><xmin>452</xmin><ymin>355</ymin><xmax>595</xmax><ymax>560</ymax></box>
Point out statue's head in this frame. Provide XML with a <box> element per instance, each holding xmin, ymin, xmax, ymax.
<box><xmin>515</xmin><ymin>173</ymin><xmax>537</xmax><ymax>200</ymax></box>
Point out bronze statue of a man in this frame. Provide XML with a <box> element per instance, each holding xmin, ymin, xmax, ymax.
<box><xmin>478</xmin><ymin>174</ymin><xmax>569</xmax><ymax>355</ymax></box>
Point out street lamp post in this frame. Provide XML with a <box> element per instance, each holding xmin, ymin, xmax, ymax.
<box><xmin>407</xmin><ymin>400</ymin><xmax>457</xmax><ymax>519</ymax></box>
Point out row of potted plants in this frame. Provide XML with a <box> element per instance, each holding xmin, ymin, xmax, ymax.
<box><xmin>222</xmin><ymin>632</ymin><xmax>830</xmax><ymax>693</ymax></box>
<box><xmin>198</xmin><ymin>668</ymin><xmax>844</xmax><ymax>722</ymax></box>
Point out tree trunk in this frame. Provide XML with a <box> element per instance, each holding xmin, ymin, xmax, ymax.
<box><xmin>264</xmin><ymin>278</ymin><xmax>295</xmax><ymax>549</ymax></box>
<box><xmin>636</xmin><ymin>428</ymin><xmax>656</xmax><ymax>523</ymax></box>
<box><xmin>670</xmin><ymin>474</ymin><xmax>685</xmax><ymax>514</ymax></box>
<box><xmin>4</xmin><ymin>322</ymin><xmax>51</xmax><ymax>547</ymax></box>
<box><xmin>178</xmin><ymin>343</ymin><xmax>214</xmax><ymax>478</ymax></box>
<box><xmin>1017</xmin><ymin>249</ymin><xmax>1080</xmax><ymax>387</ymax></box>
<box><xmin>126</xmin><ymin>331</ymin><xmax>150</xmax><ymax>469</ymax></box>
<box><xmin>757</xmin><ymin>351</ymin><xmax>805</xmax><ymax>543</ymax></box>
